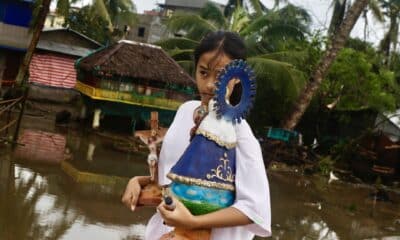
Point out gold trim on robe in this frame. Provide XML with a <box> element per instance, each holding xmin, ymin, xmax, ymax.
<box><xmin>196</xmin><ymin>129</ymin><xmax>237</xmax><ymax>149</ymax></box>
<box><xmin>167</xmin><ymin>173</ymin><xmax>235</xmax><ymax>191</ymax></box>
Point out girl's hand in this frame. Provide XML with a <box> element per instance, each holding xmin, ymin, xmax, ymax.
<box><xmin>157</xmin><ymin>197</ymin><xmax>197</xmax><ymax>229</ymax></box>
<box><xmin>121</xmin><ymin>177</ymin><xmax>142</xmax><ymax>211</ymax></box>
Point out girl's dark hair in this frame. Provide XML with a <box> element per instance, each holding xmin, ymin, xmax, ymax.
<box><xmin>194</xmin><ymin>31</ymin><xmax>247</xmax><ymax>105</ymax></box>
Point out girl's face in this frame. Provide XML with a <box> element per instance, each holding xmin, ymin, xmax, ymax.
<box><xmin>195</xmin><ymin>50</ymin><xmax>239</xmax><ymax>105</ymax></box>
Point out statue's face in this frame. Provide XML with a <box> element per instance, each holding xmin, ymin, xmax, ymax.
<box><xmin>195</xmin><ymin>50</ymin><xmax>238</xmax><ymax>105</ymax></box>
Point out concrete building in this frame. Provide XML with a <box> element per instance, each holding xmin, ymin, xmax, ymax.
<box><xmin>44</xmin><ymin>11</ymin><xmax>66</xmax><ymax>29</ymax></box>
<box><xmin>44</xmin><ymin>7</ymin><xmax>80</xmax><ymax>29</ymax></box>
<box><xmin>158</xmin><ymin>0</ymin><xmax>224</xmax><ymax>16</ymax></box>
<box><xmin>128</xmin><ymin>13</ymin><xmax>167</xmax><ymax>44</ymax></box>
<box><xmin>0</xmin><ymin>0</ymin><xmax>34</xmax><ymax>90</ymax></box>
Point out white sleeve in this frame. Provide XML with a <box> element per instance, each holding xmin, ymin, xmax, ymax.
<box><xmin>231</xmin><ymin>120</ymin><xmax>272</xmax><ymax>237</ymax></box>
<box><xmin>157</xmin><ymin>101</ymin><xmax>198</xmax><ymax>185</ymax></box>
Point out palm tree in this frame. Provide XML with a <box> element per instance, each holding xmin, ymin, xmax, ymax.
<box><xmin>328</xmin><ymin>0</ymin><xmax>348</xmax><ymax>35</ymax></box>
<box><xmin>162</xmin><ymin>2</ymin><xmax>312</xmax><ymax>67</ymax></box>
<box><xmin>281</xmin><ymin>0</ymin><xmax>370</xmax><ymax>130</ymax></box>
<box><xmin>378</xmin><ymin>0</ymin><xmax>400</xmax><ymax>66</ymax></box>
<box><xmin>158</xmin><ymin>2</ymin><xmax>312</xmax><ymax>129</ymax></box>
<box><xmin>224</xmin><ymin>0</ymin><xmax>267</xmax><ymax>17</ymax></box>
<box><xmin>92</xmin><ymin>0</ymin><xmax>137</xmax><ymax>31</ymax></box>
<box><xmin>328</xmin><ymin>0</ymin><xmax>384</xmax><ymax>36</ymax></box>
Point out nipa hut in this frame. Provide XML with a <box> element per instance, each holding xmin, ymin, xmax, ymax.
<box><xmin>75</xmin><ymin>40</ymin><xmax>195</xmax><ymax>133</ymax></box>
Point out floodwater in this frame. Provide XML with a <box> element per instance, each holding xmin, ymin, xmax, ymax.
<box><xmin>1</xmin><ymin>115</ymin><xmax>400</xmax><ymax>240</ymax></box>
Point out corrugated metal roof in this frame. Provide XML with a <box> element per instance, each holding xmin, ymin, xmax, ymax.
<box><xmin>384</xmin><ymin>109</ymin><xmax>400</xmax><ymax>129</ymax></box>
<box><xmin>42</xmin><ymin>27</ymin><xmax>102</xmax><ymax>47</ymax></box>
<box><xmin>36</xmin><ymin>40</ymin><xmax>94</xmax><ymax>57</ymax></box>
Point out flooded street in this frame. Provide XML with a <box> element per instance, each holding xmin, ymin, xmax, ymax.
<box><xmin>1</xmin><ymin>115</ymin><xmax>400</xmax><ymax>240</ymax></box>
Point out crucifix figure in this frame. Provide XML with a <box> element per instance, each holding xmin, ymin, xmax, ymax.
<box><xmin>135</xmin><ymin>112</ymin><xmax>166</xmax><ymax>205</ymax></box>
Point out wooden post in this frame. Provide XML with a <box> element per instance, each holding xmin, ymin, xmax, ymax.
<box><xmin>150</xmin><ymin>111</ymin><xmax>159</xmax><ymax>132</ymax></box>
<box><xmin>0</xmin><ymin>54</ymin><xmax>5</xmax><ymax>92</ymax></box>
<box><xmin>92</xmin><ymin>109</ymin><xmax>101</xmax><ymax>129</ymax></box>
<box><xmin>12</xmin><ymin>86</ymin><xmax>29</xmax><ymax>148</ymax></box>
<box><xmin>15</xmin><ymin>0</ymin><xmax>51</xmax><ymax>85</ymax></box>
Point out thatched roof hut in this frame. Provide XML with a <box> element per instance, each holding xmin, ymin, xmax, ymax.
<box><xmin>76</xmin><ymin>40</ymin><xmax>195</xmax><ymax>87</ymax></box>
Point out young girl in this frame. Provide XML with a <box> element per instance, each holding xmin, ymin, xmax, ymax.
<box><xmin>122</xmin><ymin>31</ymin><xmax>271</xmax><ymax>239</ymax></box>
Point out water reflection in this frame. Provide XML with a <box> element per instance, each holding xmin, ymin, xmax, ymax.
<box><xmin>13</xmin><ymin>129</ymin><xmax>67</xmax><ymax>164</ymax></box>
<box><xmin>0</xmin><ymin>158</ymin><xmax>154</xmax><ymax>240</ymax></box>
<box><xmin>261</xmin><ymin>171</ymin><xmax>400</xmax><ymax>240</ymax></box>
<box><xmin>0</xmin><ymin>163</ymin><xmax>76</xmax><ymax>239</ymax></box>
<box><xmin>0</xmin><ymin>115</ymin><xmax>399</xmax><ymax>239</ymax></box>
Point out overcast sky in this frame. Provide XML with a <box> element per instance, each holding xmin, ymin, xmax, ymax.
<box><xmin>70</xmin><ymin>0</ymin><xmax>387</xmax><ymax>46</ymax></box>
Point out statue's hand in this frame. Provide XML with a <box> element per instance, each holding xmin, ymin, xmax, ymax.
<box><xmin>157</xmin><ymin>197</ymin><xmax>197</xmax><ymax>229</ymax></box>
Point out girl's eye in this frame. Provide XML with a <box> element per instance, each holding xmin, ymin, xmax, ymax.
<box><xmin>199</xmin><ymin>70</ymin><xmax>208</xmax><ymax>77</ymax></box>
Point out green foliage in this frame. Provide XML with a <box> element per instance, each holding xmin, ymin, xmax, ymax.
<box><xmin>156</xmin><ymin>38</ymin><xmax>199</xmax><ymax>50</ymax></box>
<box><xmin>330</xmin><ymin>138</ymin><xmax>352</xmax><ymax>162</ymax></box>
<box><xmin>168</xmin><ymin>49</ymin><xmax>194</xmax><ymax>62</ymax></box>
<box><xmin>388</xmin><ymin>52</ymin><xmax>400</xmax><ymax>105</ymax></box>
<box><xmin>345</xmin><ymin>37</ymin><xmax>375</xmax><ymax>53</ymax></box>
<box><xmin>224</xmin><ymin>0</ymin><xmax>266</xmax><ymax>18</ymax></box>
<box><xmin>93</xmin><ymin>0</ymin><xmax>137</xmax><ymax>28</ymax></box>
<box><xmin>317</xmin><ymin>156</ymin><xmax>335</xmax><ymax>176</ymax></box>
<box><xmin>322</xmin><ymin>48</ymin><xmax>399</xmax><ymax>112</ymax></box>
<box><xmin>200</xmin><ymin>2</ymin><xmax>226</xmax><ymax>27</ymax></box>
<box><xmin>346</xmin><ymin>203</ymin><xmax>358</xmax><ymax>212</ymax></box>
<box><xmin>64</xmin><ymin>6</ymin><xmax>112</xmax><ymax>44</ymax></box>
<box><xmin>157</xmin><ymin>2</ymin><xmax>315</xmax><ymax>133</ymax></box>
<box><xmin>247</xmin><ymin>57</ymin><xmax>308</xmax><ymax>130</ymax></box>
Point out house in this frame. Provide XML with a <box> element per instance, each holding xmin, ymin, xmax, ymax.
<box><xmin>127</xmin><ymin>0</ymin><xmax>225</xmax><ymax>44</ymax></box>
<box><xmin>44</xmin><ymin>7</ymin><xmax>81</xmax><ymax>29</ymax></box>
<box><xmin>0</xmin><ymin>0</ymin><xmax>34</xmax><ymax>91</ymax></box>
<box><xmin>75</xmin><ymin>40</ymin><xmax>195</xmax><ymax>133</ymax></box>
<box><xmin>349</xmin><ymin>110</ymin><xmax>400</xmax><ymax>183</ymax></box>
<box><xmin>158</xmin><ymin>0</ymin><xmax>223</xmax><ymax>16</ymax></box>
<box><xmin>128</xmin><ymin>13</ymin><xmax>167</xmax><ymax>44</ymax></box>
<box><xmin>28</xmin><ymin>28</ymin><xmax>102</xmax><ymax>103</ymax></box>
<box><xmin>375</xmin><ymin>109</ymin><xmax>400</xmax><ymax>142</ymax></box>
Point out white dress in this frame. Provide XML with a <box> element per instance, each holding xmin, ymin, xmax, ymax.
<box><xmin>144</xmin><ymin>101</ymin><xmax>271</xmax><ymax>240</ymax></box>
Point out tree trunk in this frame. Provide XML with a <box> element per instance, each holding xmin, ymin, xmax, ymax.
<box><xmin>281</xmin><ymin>0</ymin><xmax>369</xmax><ymax>130</ymax></box>
<box><xmin>15</xmin><ymin>0</ymin><xmax>51</xmax><ymax>85</ymax></box>
<box><xmin>328</xmin><ymin>0</ymin><xmax>347</xmax><ymax>36</ymax></box>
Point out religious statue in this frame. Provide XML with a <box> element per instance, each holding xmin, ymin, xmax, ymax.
<box><xmin>135</xmin><ymin>112</ymin><xmax>166</xmax><ymax>206</ymax></box>
<box><xmin>161</xmin><ymin>59</ymin><xmax>256</xmax><ymax>239</ymax></box>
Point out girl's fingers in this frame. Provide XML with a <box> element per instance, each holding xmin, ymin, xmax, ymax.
<box><xmin>121</xmin><ymin>178</ymin><xmax>140</xmax><ymax>210</ymax></box>
<box><xmin>121</xmin><ymin>189</ymin><xmax>131</xmax><ymax>207</ymax></box>
<box><xmin>157</xmin><ymin>202</ymin><xmax>173</xmax><ymax>223</ymax></box>
<box><xmin>130</xmin><ymin>189</ymin><xmax>139</xmax><ymax>211</ymax></box>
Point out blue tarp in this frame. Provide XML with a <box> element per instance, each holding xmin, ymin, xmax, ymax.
<box><xmin>0</xmin><ymin>1</ymin><xmax>33</xmax><ymax>27</ymax></box>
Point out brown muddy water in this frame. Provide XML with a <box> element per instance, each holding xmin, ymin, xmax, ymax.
<box><xmin>0</xmin><ymin>115</ymin><xmax>400</xmax><ymax>240</ymax></box>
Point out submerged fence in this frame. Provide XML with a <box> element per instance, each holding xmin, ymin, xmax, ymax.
<box><xmin>0</xmin><ymin>96</ymin><xmax>24</xmax><ymax>144</ymax></box>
